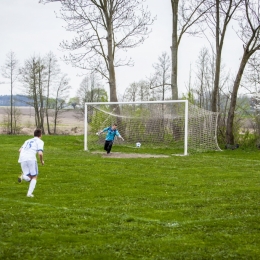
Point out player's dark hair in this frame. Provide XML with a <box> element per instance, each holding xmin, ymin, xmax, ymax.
<box><xmin>34</xmin><ymin>128</ymin><xmax>42</xmax><ymax>137</ymax></box>
<box><xmin>113</xmin><ymin>123</ymin><xmax>117</xmax><ymax>126</ymax></box>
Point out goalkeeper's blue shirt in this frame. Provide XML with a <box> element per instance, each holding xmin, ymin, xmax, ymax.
<box><xmin>103</xmin><ymin>127</ymin><xmax>121</xmax><ymax>141</ymax></box>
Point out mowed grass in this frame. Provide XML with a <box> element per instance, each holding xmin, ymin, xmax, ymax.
<box><xmin>0</xmin><ymin>135</ymin><xmax>259</xmax><ymax>260</ymax></box>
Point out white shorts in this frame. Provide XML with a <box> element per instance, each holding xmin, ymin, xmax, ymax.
<box><xmin>20</xmin><ymin>160</ymin><xmax>38</xmax><ymax>177</ymax></box>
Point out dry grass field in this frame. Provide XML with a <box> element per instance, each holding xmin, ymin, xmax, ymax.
<box><xmin>0</xmin><ymin>106</ymin><xmax>84</xmax><ymax>135</ymax></box>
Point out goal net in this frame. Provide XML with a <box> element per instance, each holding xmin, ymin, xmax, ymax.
<box><xmin>84</xmin><ymin>100</ymin><xmax>221</xmax><ymax>155</ymax></box>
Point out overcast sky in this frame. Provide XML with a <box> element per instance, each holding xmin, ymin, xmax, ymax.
<box><xmin>0</xmin><ymin>0</ymin><xmax>243</xmax><ymax>99</ymax></box>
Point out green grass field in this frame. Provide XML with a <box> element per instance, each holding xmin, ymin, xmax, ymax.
<box><xmin>0</xmin><ymin>135</ymin><xmax>259</xmax><ymax>259</ymax></box>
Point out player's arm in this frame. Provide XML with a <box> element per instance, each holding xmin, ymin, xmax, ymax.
<box><xmin>38</xmin><ymin>151</ymin><xmax>44</xmax><ymax>165</ymax></box>
<box><xmin>96</xmin><ymin>127</ymin><xmax>107</xmax><ymax>135</ymax></box>
<box><xmin>117</xmin><ymin>131</ymin><xmax>124</xmax><ymax>141</ymax></box>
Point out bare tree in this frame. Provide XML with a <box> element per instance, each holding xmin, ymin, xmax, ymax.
<box><xmin>40</xmin><ymin>0</ymin><xmax>154</xmax><ymax>103</ymax></box>
<box><xmin>20</xmin><ymin>56</ymin><xmax>46</xmax><ymax>132</ymax></box>
<box><xmin>241</xmin><ymin>53</ymin><xmax>260</xmax><ymax>138</ymax></box>
<box><xmin>170</xmin><ymin>0</ymin><xmax>211</xmax><ymax>99</ymax></box>
<box><xmin>192</xmin><ymin>47</ymin><xmax>212</xmax><ymax>109</ymax></box>
<box><xmin>1</xmin><ymin>51</ymin><xmax>19</xmax><ymax>134</ymax></box>
<box><xmin>2</xmin><ymin>107</ymin><xmax>22</xmax><ymax>134</ymax></box>
<box><xmin>44</xmin><ymin>52</ymin><xmax>61</xmax><ymax>134</ymax></box>
<box><xmin>149</xmin><ymin>52</ymin><xmax>171</xmax><ymax>101</ymax></box>
<box><xmin>123</xmin><ymin>82</ymin><xmax>139</xmax><ymax>102</ymax></box>
<box><xmin>53</xmin><ymin>74</ymin><xmax>70</xmax><ymax>134</ymax></box>
<box><xmin>190</xmin><ymin>46</ymin><xmax>233</xmax><ymax>144</ymax></box>
<box><xmin>68</xmin><ymin>97</ymin><xmax>80</xmax><ymax>109</ymax></box>
<box><xmin>201</xmin><ymin>0</ymin><xmax>242</xmax><ymax>112</ymax></box>
<box><xmin>77</xmin><ymin>73</ymin><xmax>107</xmax><ymax>103</ymax></box>
<box><xmin>192</xmin><ymin>47</ymin><xmax>231</xmax><ymax>110</ymax></box>
<box><xmin>123</xmin><ymin>80</ymin><xmax>150</xmax><ymax>102</ymax></box>
<box><xmin>76</xmin><ymin>73</ymin><xmax>108</xmax><ymax>118</ymax></box>
<box><xmin>226</xmin><ymin>0</ymin><xmax>260</xmax><ymax>144</ymax></box>
<box><xmin>139</xmin><ymin>80</ymin><xmax>150</xmax><ymax>101</ymax></box>
<box><xmin>243</xmin><ymin>53</ymin><xmax>260</xmax><ymax>92</ymax></box>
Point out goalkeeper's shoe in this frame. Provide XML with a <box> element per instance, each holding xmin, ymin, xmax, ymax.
<box><xmin>18</xmin><ymin>173</ymin><xmax>23</xmax><ymax>183</ymax></box>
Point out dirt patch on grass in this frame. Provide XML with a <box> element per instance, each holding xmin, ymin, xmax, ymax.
<box><xmin>93</xmin><ymin>152</ymin><xmax>170</xmax><ymax>158</ymax></box>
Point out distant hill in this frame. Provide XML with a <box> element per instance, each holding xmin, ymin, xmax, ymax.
<box><xmin>0</xmin><ymin>95</ymin><xmax>33</xmax><ymax>106</ymax></box>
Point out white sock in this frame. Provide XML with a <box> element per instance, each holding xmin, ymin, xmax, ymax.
<box><xmin>27</xmin><ymin>179</ymin><xmax>37</xmax><ymax>195</ymax></box>
<box><xmin>23</xmin><ymin>175</ymin><xmax>31</xmax><ymax>182</ymax></box>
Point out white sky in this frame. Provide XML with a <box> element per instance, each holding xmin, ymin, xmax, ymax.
<box><xmin>0</xmin><ymin>0</ymin><xmax>243</xmax><ymax>99</ymax></box>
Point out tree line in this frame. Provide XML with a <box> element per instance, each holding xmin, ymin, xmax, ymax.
<box><xmin>0</xmin><ymin>50</ymin><xmax>111</xmax><ymax>134</ymax></box>
<box><xmin>1</xmin><ymin>0</ymin><xmax>260</xmax><ymax>147</ymax></box>
<box><xmin>39</xmin><ymin>0</ymin><xmax>260</xmax><ymax>146</ymax></box>
<box><xmin>1</xmin><ymin>52</ymin><xmax>71</xmax><ymax>134</ymax></box>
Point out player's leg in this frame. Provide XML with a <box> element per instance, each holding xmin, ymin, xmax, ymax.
<box><xmin>104</xmin><ymin>140</ymin><xmax>109</xmax><ymax>151</ymax></box>
<box><xmin>106</xmin><ymin>141</ymin><xmax>113</xmax><ymax>154</ymax></box>
<box><xmin>19</xmin><ymin>162</ymin><xmax>32</xmax><ymax>182</ymax></box>
<box><xmin>27</xmin><ymin>177</ymin><xmax>37</xmax><ymax>197</ymax></box>
<box><xmin>26</xmin><ymin>161</ymin><xmax>38</xmax><ymax>197</ymax></box>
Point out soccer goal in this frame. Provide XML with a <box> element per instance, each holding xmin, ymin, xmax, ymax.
<box><xmin>84</xmin><ymin>100</ymin><xmax>221</xmax><ymax>155</ymax></box>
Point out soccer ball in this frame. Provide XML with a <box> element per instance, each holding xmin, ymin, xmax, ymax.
<box><xmin>136</xmin><ymin>142</ymin><xmax>141</xmax><ymax>148</ymax></box>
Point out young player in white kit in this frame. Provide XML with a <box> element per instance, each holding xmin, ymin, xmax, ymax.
<box><xmin>18</xmin><ymin>128</ymin><xmax>44</xmax><ymax>197</ymax></box>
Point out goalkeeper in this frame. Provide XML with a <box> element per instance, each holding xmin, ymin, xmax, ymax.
<box><xmin>97</xmin><ymin>123</ymin><xmax>124</xmax><ymax>154</ymax></box>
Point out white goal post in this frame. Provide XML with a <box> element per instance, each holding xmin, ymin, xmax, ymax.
<box><xmin>84</xmin><ymin>100</ymin><xmax>221</xmax><ymax>155</ymax></box>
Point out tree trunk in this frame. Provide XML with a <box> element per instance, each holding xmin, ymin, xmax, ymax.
<box><xmin>107</xmin><ymin>20</ymin><xmax>118</xmax><ymax>103</ymax></box>
<box><xmin>171</xmin><ymin>0</ymin><xmax>179</xmax><ymax>100</ymax></box>
<box><xmin>211</xmin><ymin>0</ymin><xmax>220</xmax><ymax>113</ymax></box>
<box><xmin>226</xmin><ymin>53</ymin><xmax>251</xmax><ymax>144</ymax></box>
<box><xmin>54</xmin><ymin>100</ymin><xmax>58</xmax><ymax>134</ymax></box>
<box><xmin>33</xmin><ymin>71</ymin><xmax>40</xmax><ymax>128</ymax></box>
<box><xmin>46</xmin><ymin>67</ymin><xmax>51</xmax><ymax>135</ymax></box>
<box><xmin>38</xmin><ymin>67</ymin><xmax>45</xmax><ymax>134</ymax></box>
<box><xmin>10</xmin><ymin>75</ymin><xmax>13</xmax><ymax>134</ymax></box>
<box><xmin>211</xmin><ymin>0</ymin><xmax>232</xmax><ymax>113</ymax></box>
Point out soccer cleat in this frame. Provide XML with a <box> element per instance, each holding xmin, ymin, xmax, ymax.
<box><xmin>18</xmin><ymin>173</ymin><xmax>23</xmax><ymax>183</ymax></box>
<box><xmin>27</xmin><ymin>194</ymin><xmax>34</xmax><ymax>197</ymax></box>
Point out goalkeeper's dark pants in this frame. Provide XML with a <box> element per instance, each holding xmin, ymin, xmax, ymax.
<box><xmin>104</xmin><ymin>140</ymin><xmax>113</xmax><ymax>154</ymax></box>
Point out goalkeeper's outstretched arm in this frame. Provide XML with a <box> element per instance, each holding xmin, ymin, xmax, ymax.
<box><xmin>96</xmin><ymin>130</ymin><xmax>104</xmax><ymax>135</ymax></box>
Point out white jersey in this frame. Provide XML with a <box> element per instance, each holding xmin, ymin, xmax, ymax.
<box><xmin>18</xmin><ymin>137</ymin><xmax>44</xmax><ymax>163</ymax></box>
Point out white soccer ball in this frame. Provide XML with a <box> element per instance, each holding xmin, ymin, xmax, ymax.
<box><xmin>136</xmin><ymin>142</ymin><xmax>141</xmax><ymax>148</ymax></box>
